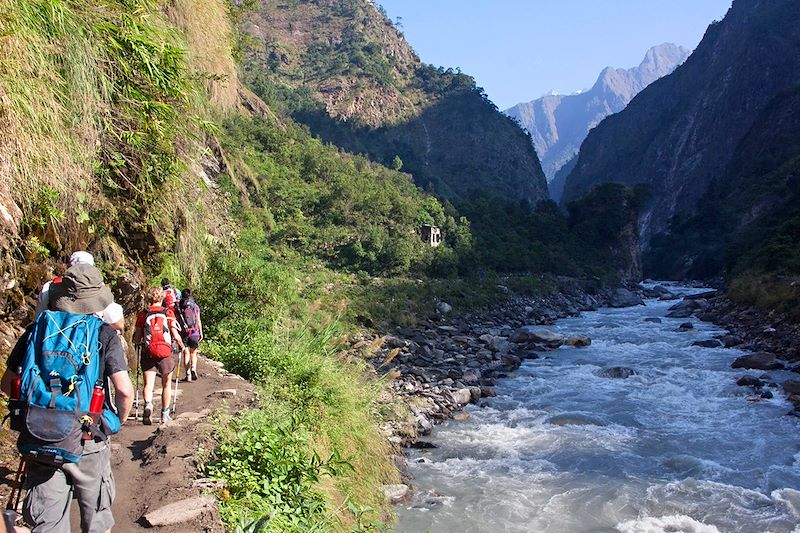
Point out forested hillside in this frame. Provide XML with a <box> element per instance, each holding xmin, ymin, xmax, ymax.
<box><xmin>238</xmin><ymin>0</ymin><xmax>549</xmax><ymax>204</ymax></box>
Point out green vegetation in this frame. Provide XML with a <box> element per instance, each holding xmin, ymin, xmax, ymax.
<box><xmin>1</xmin><ymin>0</ymin><xmax>232</xmax><ymax>280</ymax></box>
<box><xmin>198</xmin><ymin>227</ymin><xmax>398</xmax><ymax>531</ymax></box>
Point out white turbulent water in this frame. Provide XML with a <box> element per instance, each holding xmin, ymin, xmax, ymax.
<box><xmin>395</xmin><ymin>285</ymin><xmax>800</xmax><ymax>533</ymax></box>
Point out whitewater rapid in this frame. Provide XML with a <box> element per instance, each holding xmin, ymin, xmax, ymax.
<box><xmin>395</xmin><ymin>285</ymin><xmax>800</xmax><ymax>533</ymax></box>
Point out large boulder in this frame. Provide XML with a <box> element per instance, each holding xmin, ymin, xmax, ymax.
<box><xmin>666</xmin><ymin>306</ymin><xmax>694</xmax><ymax>319</ymax></box>
<box><xmin>731</xmin><ymin>352</ymin><xmax>785</xmax><ymax>371</ymax></box>
<box><xmin>596</xmin><ymin>367</ymin><xmax>637</xmax><ymax>379</ymax></box>
<box><xmin>609</xmin><ymin>288</ymin><xmax>644</xmax><ymax>308</ymax></box>
<box><xmin>509</xmin><ymin>327</ymin><xmax>564</xmax><ymax>348</ymax></box>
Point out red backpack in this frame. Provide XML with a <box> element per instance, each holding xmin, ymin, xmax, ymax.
<box><xmin>143</xmin><ymin>306</ymin><xmax>173</xmax><ymax>358</ymax></box>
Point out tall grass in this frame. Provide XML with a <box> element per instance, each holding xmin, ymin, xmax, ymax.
<box><xmin>0</xmin><ymin>0</ymin><xmax>233</xmax><ymax>282</ymax></box>
<box><xmin>200</xmin><ymin>228</ymin><xmax>398</xmax><ymax>531</ymax></box>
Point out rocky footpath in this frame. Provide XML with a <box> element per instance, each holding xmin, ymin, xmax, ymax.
<box><xmin>349</xmin><ymin>284</ymin><xmax>646</xmax><ymax>501</ymax></box>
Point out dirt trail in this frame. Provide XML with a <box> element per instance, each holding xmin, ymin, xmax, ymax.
<box><xmin>2</xmin><ymin>355</ymin><xmax>257</xmax><ymax>532</ymax></box>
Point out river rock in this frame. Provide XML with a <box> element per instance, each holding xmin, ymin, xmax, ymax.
<box><xmin>596</xmin><ymin>367</ymin><xmax>637</xmax><ymax>379</ymax></box>
<box><xmin>677</xmin><ymin>322</ymin><xmax>694</xmax><ymax>331</ymax></box>
<box><xmin>731</xmin><ymin>352</ymin><xmax>785</xmax><ymax>371</ymax></box>
<box><xmin>609</xmin><ymin>288</ymin><xmax>644</xmax><ymax>308</ymax></box>
<box><xmin>462</xmin><ymin>369</ymin><xmax>481</xmax><ymax>382</ymax></box>
<box><xmin>469</xmin><ymin>386</ymin><xmax>482</xmax><ymax>401</ymax></box>
<box><xmin>719</xmin><ymin>334</ymin><xmax>744</xmax><ymax>348</ymax></box>
<box><xmin>480</xmin><ymin>386</ymin><xmax>497</xmax><ymax>397</ymax></box>
<box><xmin>761</xmin><ymin>390</ymin><xmax>774</xmax><ymax>399</ymax></box>
<box><xmin>692</xmin><ymin>339</ymin><xmax>722</xmax><ymax>348</ymax></box>
<box><xmin>143</xmin><ymin>495</ymin><xmax>216</xmax><ymax>526</ymax></box>
<box><xmin>437</xmin><ymin>302</ymin><xmax>453</xmax><ymax>314</ymax></box>
<box><xmin>644</xmin><ymin>317</ymin><xmax>662</xmax><ymax>323</ymax></box>
<box><xmin>509</xmin><ymin>327</ymin><xmax>564</xmax><ymax>348</ymax></box>
<box><xmin>381</xmin><ymin>484</ymin><xmax>410</xmax><ymax>504</ymax></box>
<box><xmin>684</xmin><ymin>290</ymin><xmax>718</xmax><ymax>300</ymax></box>
<box><xmin>500</xmin><ymin>353</ymin><xmax>522</xmax><ymax>371</ymax></box>
<box><xmin>451</xmin><ymin>388</ymin><xmax>472</xmax><ymax>405</ymax></box>
<box><xmin>452</xmin><ymin>412</ymin><xmax>471</xmax><ymax>422</ymax></box>
<box><xmin>667</xmin><ymin>307</ymin><xmax>694</xmax><ymax>319</ymax></box>
<box><xmin>565</xmin><ymin>335</ymin><xmax>591</xmax><ymax>347</ymax></box>
<box><xmin>736</xmin><ymin>375</ymin><xmax>765</xmax><ymax>387</ymax></box>
<box><xmin>782</xmin><ymin>380</ymin><xmax>800</xmax><ymax>395</ymax></box>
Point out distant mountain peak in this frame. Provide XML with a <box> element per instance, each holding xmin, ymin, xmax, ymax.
<box><xmin>505</xmin><ymin>43</ymin><xmax>689</xmax><ymax>196</ymax></box>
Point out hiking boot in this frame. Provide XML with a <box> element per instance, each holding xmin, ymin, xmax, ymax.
<box><xmin>183</xmin><ymin>372</ymin><xmax>192</xmax><ymax>383</ymax></box>
<box><xmin>191</xmin><ymin>370</ymin><xmax>198</xmax><ymax>381</ymax></box>
<box><xmin>161</xmin><ymin>410</ymin><xmax>172</xmax><ymax>423</ymax></box>
<box><xmin>143</xmin><ymin>404</ymin><xmax>152</xmax><ymax>426</ymax></box>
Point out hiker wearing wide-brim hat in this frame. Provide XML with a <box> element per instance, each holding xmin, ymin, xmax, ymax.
<box><xmin>48</xmin><ymin>263</ymin><xmax>114</xmax><ymax>315</ymax></box>
<box><xmin>0</xmin><ymin>262</ymin><xmax>134</xmax><ymax>532</ymax></box>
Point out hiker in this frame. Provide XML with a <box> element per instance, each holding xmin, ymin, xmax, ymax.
<box><xmin>35</xmin><ymin>251</ymin><xmax>124</xmax><ymax>334</ymax></box>
<box><xmin>1</xmin><ymin>263</ymin><xmax>134</xmax><ymax>533</ymax></box>
<box><xmin>133</xmin><ymin>286</ymin><xmax>184</xmax><ymax>424</ymax></box>
<box><xmin>178</xmin><ymin>288</ymin><xmax>203</xmax><ymax>382</ymax></box>
<box><xmin>160</xmin><ymin>278</ymin><xmax>180</xmax><ymax>311</ymax></box>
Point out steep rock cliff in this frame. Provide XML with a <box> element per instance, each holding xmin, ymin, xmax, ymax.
<box><xmin>563</xmin><ymin>0</ymin><xmax>800</xmax><ymax>246</ymax></box>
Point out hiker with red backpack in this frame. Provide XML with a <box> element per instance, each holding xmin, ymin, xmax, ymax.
<box><xmin>1</xmin><ymin>263</ymin><xmax>133</xmax><ymax>532</ymax></box>
<box><xmin>178</xmin><ymin>288</ymin><xmax>203</xmax><ymax>382</ymax></box>
<box><xmin>133</xmin><ymin>286</ymin><xmax>184</xmax><ymax>425</ymax></box>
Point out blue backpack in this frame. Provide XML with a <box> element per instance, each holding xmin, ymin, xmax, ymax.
<box><xmin>9</xmin><ymin>311</ymin><xmax>121</xmax><ymax>465</ymax></box>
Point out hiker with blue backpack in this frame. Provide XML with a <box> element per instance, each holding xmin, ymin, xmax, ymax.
<box><xmin>1</xmin><ymin>263</ymin><xmax>134</xmax><ymax>533</ymax></box>
<box><xmin>178</xmin><ymin>288</ymin><xmax>203</xmax><ymax>382</ymax></box>
<box><xmin>133</xmin><ymin>286</ymin><xmax>184</xmax><ymax>424</ymax></box>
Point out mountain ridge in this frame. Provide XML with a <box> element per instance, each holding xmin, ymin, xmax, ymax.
<box><xmin>506</xmin><ymin>43</ymin><xmax>689</xmax><ymax>190</ymax></box>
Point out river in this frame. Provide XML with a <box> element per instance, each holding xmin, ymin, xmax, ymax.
<box><xmin>395</xmin><ymin>285</ymin><xmax>800</xmax><ymax>532</ymax></box>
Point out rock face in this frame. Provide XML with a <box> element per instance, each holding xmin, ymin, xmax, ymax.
<box><xmin>505</xmin><ymin>43</ymin><xmax>689</xmax><ymax>198</ymax></box>
<box><xmin>562</xmin><ymin>0</ymin><xmax>800</xmax><ymax>259</ymax></box>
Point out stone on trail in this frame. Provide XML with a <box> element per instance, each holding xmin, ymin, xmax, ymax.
<box><xmin>731</xmin><ymin>352</ymin><xmax>784</xmax><ymax>371</ymax></box>
<box><xmin>143</xmin><ymin>495</ymin><xmax>216</xmax><ymax>527</ymax></box>
<box><xmin>208</xmin><ymin>389</ymin><xmax>237</xmax><ymax>398</ymax></box>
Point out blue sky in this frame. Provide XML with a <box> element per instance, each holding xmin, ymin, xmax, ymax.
<box><xmin>378</xmin><ymin>1</ymin><xmax>733</xmax><ymax>109</ymax></box>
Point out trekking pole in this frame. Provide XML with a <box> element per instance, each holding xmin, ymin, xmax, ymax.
<box><xmin>171</xmin><ymin>348</ymin><xmax>181</xmax><ymax>416</ymax></box>
<box><xmin>4</xmin><ymin>457</ymin><xmax>26</xmax><ymax>530</ymax></box>
<box><xmin>133</xmin><ymin>344</ymin><xmax>142</xmax><ymax>422</ymax></box>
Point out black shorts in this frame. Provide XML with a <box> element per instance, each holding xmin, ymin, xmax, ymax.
<box><xmin>184</xmin><ymin>334</ymin><xmax>201</xmax><ymax>350</ymax></box>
